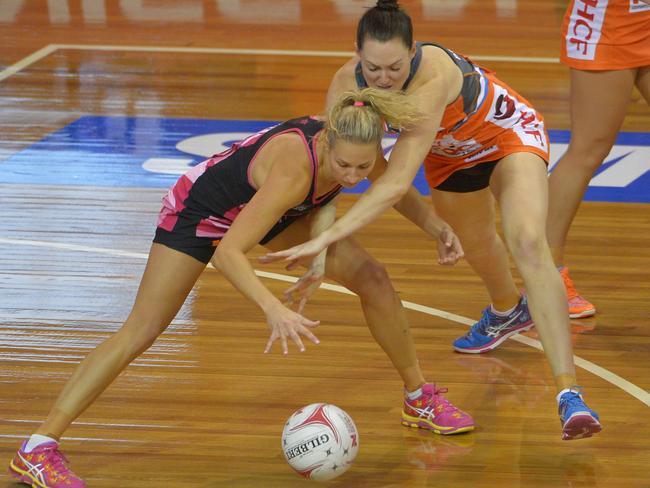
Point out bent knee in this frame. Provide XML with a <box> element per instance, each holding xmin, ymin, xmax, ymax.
<box><xmin>505</xmin><ymin>228</ymin><xmax>548</xmax><ymax>266</ymax></box>
<box><xmin>460</xmin><ymin>227</ymin><xmax>501</xmax><ymax>255</ymax></box>
<box><xmin>120</xmin><ymin>316</ymin><xmax>169</xmax><ymax>353</ymax></box>
<box><xmin>344</xmin><ymin>260</ymin><xmax>392</xmax><ymax>296</ymax></box>
<box><xmin>565</xmin><ymin>137</ymin><xmax>616</xmax><ymax>171</ymax></box>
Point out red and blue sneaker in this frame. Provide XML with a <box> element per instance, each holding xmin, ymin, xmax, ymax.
<box><xmin>558</xmin><ymin>388</ymin><xmax>602</xmax><ymax>440</ymax></box>
<box><xmin>453</xmin><ymin>295</ymin><xmax>534</xmax><ymax>354</ymax></box>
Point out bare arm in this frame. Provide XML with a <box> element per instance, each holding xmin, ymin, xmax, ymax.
<box><xmin>392</xmin><ymin>182</ymin><xmax>447</xmax><ymax>237</ymax></box>
<box><xmin>306</xmin><ymin>197</ymin><xmax>338</xmax><ymax>271</ymax></box>
<box><xmin>266</xmin><ymin>198</ymin><xmax>339</xmax><ymax>311</ymax></box>
<box><xmin>212</xmin><ymin>135</ymin><xmax>320</xmax><ymax>353</ymax></box>
<box><xmin>369</xmin><ymin>156</ymin><xmax>464</xmax><ymax>265</ymax></box>
<box><xmin>214</xmin><ymin>154</ymin><xmax>307</xmax><ymax>311</ymax></box>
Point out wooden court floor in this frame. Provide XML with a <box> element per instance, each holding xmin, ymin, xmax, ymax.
<box><xmin>1</xmin><ymin>1</ymin><xmax>649</xmax><ymax>487</ymax></box>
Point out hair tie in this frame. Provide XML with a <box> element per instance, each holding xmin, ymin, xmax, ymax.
<box><xmin>353</xmin><ymin>101</ymin><xmax>365</xmax><ymax>107</ymax></box>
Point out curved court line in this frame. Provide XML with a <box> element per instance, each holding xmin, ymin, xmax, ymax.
<box><xmin>1</xmin><ymin>236</ymin><xmax>648</xmax><ymax>407</ymax></box>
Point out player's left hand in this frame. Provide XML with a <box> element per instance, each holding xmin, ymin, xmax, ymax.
<box><xmin>282</xmin><ymin>266</ymin><xmax>324</xmax><ymax>314</ymax></box>
<box><xmin>436</xmin><ymin>227</ymin><xmax>464</xmax><ymax>265</ymax></box>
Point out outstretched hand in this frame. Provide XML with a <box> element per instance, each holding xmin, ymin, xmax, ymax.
<box><xmin>264</xmin><ymin>301</ymin><xmax>320</xmax><ymax>355</ymax></box>
<box><xmin>436</xmin><ymin>227</ymin><xmax>464</xmax><ymax>265</ymax></box>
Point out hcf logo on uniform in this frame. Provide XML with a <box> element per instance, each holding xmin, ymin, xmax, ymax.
<box><xmin>565</xmin><ymin>0</ymin><xmax>606</xmax><ymax>60</ymax></box>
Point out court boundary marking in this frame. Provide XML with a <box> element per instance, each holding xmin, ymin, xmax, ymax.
<box><xmin>0</xmin><ymin>236</ymin><xmax>647</xmax><ymax>408</ymax></box>
<box><xmin>0</xmin><ymin>43</ymin><xmax>559</xmax><ymax>83</ymax></box>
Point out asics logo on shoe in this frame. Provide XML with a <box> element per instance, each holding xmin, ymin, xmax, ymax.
<box><xmin>485</xmin><ymin>311</ymin><xmax>522</xmax><ymax>337</ymax></box>
<box><xmin>408</xmin><ymin>405</ymin><xmax>436</xmax><ymax>420</ymax></box>
<box><xmin>17</xmin><ymin>452</ymin><xmax>46</xmax><ymax>485</ymax></box>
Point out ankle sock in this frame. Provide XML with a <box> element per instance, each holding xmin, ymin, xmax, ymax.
<box><xmin>406</xmin><ymin>387</ymin><xmax>423</xmax><ymax>400</ymax></box>
<box><xmin>24</xmin><ymin>434</ymin><xmax>57</xmax><ymax>453</ymax></box>
<box><xmin>491</xmin><ymin>299</ymin><xmax>519</xmax><ymax>316</ymax></box>
<box><xmin>556</xmin><ymin>387</ymin><xmax>580</xmax><ymax>404</ymax></box>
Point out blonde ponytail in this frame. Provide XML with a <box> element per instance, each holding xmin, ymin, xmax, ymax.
<box><xmin>325</xmin><ymin>87</ymin><xmax>421</xmax><ymax>147</ymax></box>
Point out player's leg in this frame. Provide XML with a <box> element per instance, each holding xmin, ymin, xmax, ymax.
<box><xmin>492</xmin><ymin>153</ymin><xmax>574</xmax><ymax>387</ymax></box>
<box><xmin>431</xmin><ymin>188</ymin><xmax>520</xmax><ymax>311</ymax></box>
<box><xmin>491</xmin><ymin>152</ymin><xmax>601</xmax><ymax>440</ymax></box>
<box><xmin>548</xmin><ymin>68</ymin><xmax>635</xmax><ymax>260</ymax></box>
<box><xmin>546</xmin><ymin>68</ymin><xmax>636</xmax><ymax>317</ymax></box>
<box><xmin>433</xmin><ymin>188</ymin><xmax>533</xmax><ymax>353</ymax></box>
<box><xmin>635</xmin><ymin>65</ymin><xmax>650</xmax><ymax>105</ymax></box>
<box><xmin>10</xmin><ymin>243</ymin><xmax>206</xmax><ymax>487</ymax></box>
<box><xmin>38</xmin><ymin>243</ymin><xmax>206</xmax><ymax>437</ymax></box>
<box><xmin>264</xmin><ymin>219</ymin><xmax>474</xmax><ymax>435</ymax></box>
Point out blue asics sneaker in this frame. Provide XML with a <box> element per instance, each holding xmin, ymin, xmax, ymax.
<box><xmin>453</xmin><ymin>295</ymin><xmax>534</xmax><ymax>353</ymax></box>
<box><xmin>558</xmin><ymin>388</ymin><xmax>602</xmax><ymax>440</ymax></box>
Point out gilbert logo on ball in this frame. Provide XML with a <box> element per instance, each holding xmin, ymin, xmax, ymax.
<box><xmin>281</xmin><ymin>403</ymin><xmax>359</xmax><ymax>481</ymax></box>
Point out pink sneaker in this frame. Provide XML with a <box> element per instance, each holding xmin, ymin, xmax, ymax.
<box><xmin>8</xmin><ymin>441</ymin><xmax>86</xmax><ymax>488</ymax></box>
<box><xmin>401</xmin><ymin>384</ymin><xmax>475</xmax><ymax>435</ymax></box>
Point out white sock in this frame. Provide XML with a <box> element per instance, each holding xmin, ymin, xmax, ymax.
<box><xmin>24</xmin><ymin>434</ymin><xmax>57</xmax><ymax>453</ymax></box>
<box><xmin>556</xmin><ymin>388</ymin><xmax>579</xmax><ymax>404</ymax></box>
<box><xmin>491</xmin><ymin>299</ymin><xmax>519</xmax><ymax>317</ymax></box>
<box><xmin>406</xmin><ymin>387</ymin><xmax>423</xmax><ymax>400</ymax></box>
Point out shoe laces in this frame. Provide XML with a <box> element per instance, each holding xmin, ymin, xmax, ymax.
<box><xmin>558</xmin><ymin>387</ymin><xmax>583</xmax><ymax>414</ymax></box>
<box><xmin>560</xmin><ymin>268</ymin><xmax>579</xmax><ymax>300</ymax></box>
<box><xmin>40</xmin><ymin>445</ymin><xmax>70</xmax><ymax>474</ymax></box>
<box><xmin>473</xmin><ymin>307</ymin><xmax>493</xmax><ymax>335</ymax></box>
<box><xmin>421</xmin><ymin>386</ymin><xmax>457</xmax><ymax>414</ymax></box>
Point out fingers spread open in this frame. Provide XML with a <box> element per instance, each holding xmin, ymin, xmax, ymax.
<box><xmin>264</xmin><ymin>331</ymin><xmax>278</xmax><ymax>354</ymax></box>
<box><xmin>300</xmin><ymin>325</ymin><xmax>320</xmax><ymax>345</ymax></box>
<box><xmin>289</xmin><ymin>329</ymin><xmax>305</xmax><ymax>352</ymax></box>
<box><xmin>302</xmin><ymin>318</ymin><xmax>320</xmax><ymax>329</ymax></box>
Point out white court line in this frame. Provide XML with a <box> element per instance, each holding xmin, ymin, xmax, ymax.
<box><xmin>0</xmin><ymin>236</ymin><xmax>648</xmax><ymax>407</ymax></box>
<box><xmin>0</xmin><ymin>45</ymin><xmax>58</xmax><ymax>83</ymax></box>
<box><xmin>50</xmin><ymin>43</ymin><xmax>560</xmax><ymax>64</ymax></box>
<box><xmin>4</xmin><ymin>419</ymin><xmax>172</xmax><ymax>429</ymax></box>
<box><xmin>0</xmin><ymin>43</ymin><xmax>559</xmax><ymax>85</ymax></box>
<box><xmin>0</xmin><ymin>434</ymin><xmax>140</xmax><ymax>444</ymax></box>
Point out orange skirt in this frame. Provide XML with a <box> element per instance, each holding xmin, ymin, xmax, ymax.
<box><xmin>561</xmin><ymin>0</ymin><xmax>650</xmax><ymax>70</ymax></box>
<box><xmin>423</xmin><ymin>72</ymin><xmax>549</xmax><ymax>189</ymax></box>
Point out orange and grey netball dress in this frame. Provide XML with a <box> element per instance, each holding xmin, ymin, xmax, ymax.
<box><xmin>355</xmin><ymin>42</ymin><xmax>550</xmax><ymax>193</ymax></box>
